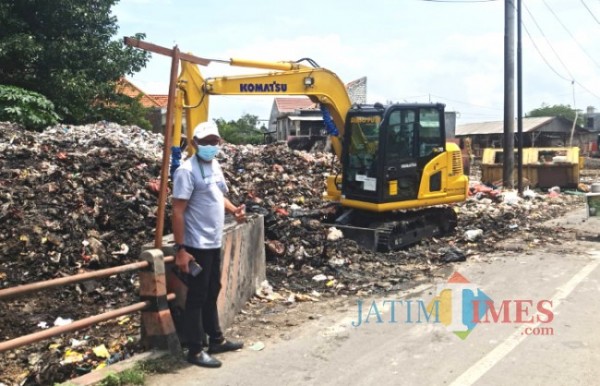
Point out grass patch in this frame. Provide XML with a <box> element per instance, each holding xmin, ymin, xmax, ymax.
<box><xmin>96</xmin><ymin>354</ymin><xmax>185</xmax><ymax>385</ymax></box>
<box><xmin>136</xmin><ymin>355</ymin><xmax>185</xmax><ymax>374</ymax></box>
<box><xmin>98</xmin><ymin>369</ymin><xmax>145</xmax><ymax>386</ymax></box>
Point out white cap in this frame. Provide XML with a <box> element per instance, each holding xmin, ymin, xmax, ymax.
<box><xmin>193</xmin><ymin>121</ymin><xmax>220</xmax><ymax>140</ymax></box>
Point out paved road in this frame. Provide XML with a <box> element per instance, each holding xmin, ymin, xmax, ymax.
<box><xmin>146</xmin><ymin>240</ymin><xmax>600</xmax><ymax>386</ymax></box>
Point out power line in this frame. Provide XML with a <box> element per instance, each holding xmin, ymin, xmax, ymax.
<box><xmin>522</xmin><ymin>20</ymin><xmax>600</xmax><ymax>101</ymax></box>
<box><xmin>580</xmin><ymin>0</ymin><xmax>600</xmax><ymax>24</ymax></box>
<box><xmin>521</xmin><ymin>21</ymin><xmax>571</xmax><ymax>82</ymax></box>
<box><xmin>523</xmin><ymin>2</ymin><xmax>574</xmax><ymax>80</ymax></box>
<box><xmin>574</xmin><ymin>80</ymin><xmax>600</xmax><ymax>100</ymax></box>
<box><xmin>543</xmin><ymin>0</ymin><xmax>600</xmax><ymax>70</ymax></box>
<box><xmin>521</xmin><ymin>0</ymin><xmax>600</xmax><ymax>103</ymax></box>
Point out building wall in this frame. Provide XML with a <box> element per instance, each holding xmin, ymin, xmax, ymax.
<box><xmin>445</xmin><ymin>112</ymin><xmax>456</xmax><ymax>139</ymax></box>
<box><xmin>147</xmin><ymin>108</ymin><xmax>164</xmax><ymax>134</ymax></box>
<box><xmin>268</xmin><ymin>100</ymin><xmax>279</xmax><ymax>133</ymax></box>
<box><xmin>584</xmin><ymin>112</ymin><xmax>600</xmax><ymax>132</ymax></box>
<box><xmin>346</xmin><ymin>77</ymin><xmax>367</xmax><ymax>104</ymax></box>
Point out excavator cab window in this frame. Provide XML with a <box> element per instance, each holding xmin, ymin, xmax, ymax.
<box><xmin>344</xmin><ymin>114</ymin><xmax>382</xmax><ymax>199</ymax></box>
<box><xmin>418</xmin><ymin>108</ymin><xmax>445</xmax><ymax>158</ymax></box>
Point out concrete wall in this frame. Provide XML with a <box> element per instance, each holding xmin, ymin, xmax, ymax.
<box><xmin>156</xmin><ymin>214</ymin><xmax>266</xmax><ymax>340</ymax></box>
<box><xmin>216</xmin><ymin>215</ymin><xmax>266</xmax><ymax>328</ymax></box>
<box><xmin>346</xmin><ymin>76</ymin><xmax>367</xmax><ymax>104</ymax></box>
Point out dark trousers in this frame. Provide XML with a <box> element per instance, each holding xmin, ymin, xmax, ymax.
<box><xmin>183</xmin><ymin>247</ymin><xmax>224</xmax><ymax>353</ymax></box>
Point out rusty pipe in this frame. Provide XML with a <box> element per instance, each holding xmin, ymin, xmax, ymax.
<box><xmin>0</xmin><ymin>255</ymin><xmax>174</xmax><ymax>301</ymax></box>
<box><xmin>0</xmin><ymin>293</ymin><xmax>176</xmax><ymax>353</ymax></box>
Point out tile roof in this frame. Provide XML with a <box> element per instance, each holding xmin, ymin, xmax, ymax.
<box><xmin>116</xmin><ymin>78</ymin><xmax>162</xmax><ymax>108</ymax></box>
<box><xmin>149</xmin><ymin>94</ymin><xmax>169</xmax><ymax>108</ymax></box>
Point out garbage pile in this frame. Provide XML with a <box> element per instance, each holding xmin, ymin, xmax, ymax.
<box><xmin>0</xmin><ymin>122</ymin><xmax>163</xmax><ymax>385</ymax></box>
<box><xmin>456</xmin><ymin>183</ymin><xmax>583</xmax><ymax>253</ymax></box>
<box><xmin>0</xmin><ymin>122</ymin><xmax>164</xmax><ymax>280</ymax></box>
<box><xmin>0</xmin><ymin>122</ymin><xmax>585</xmax><ymax>385</ymax></box>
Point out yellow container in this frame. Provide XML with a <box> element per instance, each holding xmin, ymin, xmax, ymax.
<box><xmin>481</xmin><ymin>147</ymin><xmax>580</xmax><ymax>188</ymax></box>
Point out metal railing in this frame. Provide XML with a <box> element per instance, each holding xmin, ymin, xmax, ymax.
<box><xmin>0</xmin><ymin>249</ymin><xmax>181</xmax><ymax>355</ymax></box>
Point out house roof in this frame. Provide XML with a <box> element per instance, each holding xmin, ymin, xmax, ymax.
<box><xmin>116</xmin><ymin>78</ymin><xmax>162</xmax><ymax>108</ymax></box>
<box><xmin>456</xmin><ymin>117</ymin><xmax>559</xmax><ymax>136</ymax></box>
<box><xmin>274</xmin><ymin>97</ymin><xmax>317</xmax><ymax>113</ymax></box>
<box><xmin>149</xmin><ymin>94</ymin><xmax>169</xmax><ymax>108</ymax></box>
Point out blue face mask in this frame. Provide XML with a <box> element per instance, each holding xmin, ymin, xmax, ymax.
<box><xmin>196</xmin><ymin>145</ymin><xmax>220</xmax><ymax>161</ymax></box>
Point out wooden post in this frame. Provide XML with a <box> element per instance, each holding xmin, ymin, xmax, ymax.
<box><xmin>124</xmin><ymin>38</ymin><xmax>206</xmax><ymax>249</ymax></box>
<box><xmin>154</xmin><ymin>47</ymin><xmax>180</xmax><ymax>248</ymax></box>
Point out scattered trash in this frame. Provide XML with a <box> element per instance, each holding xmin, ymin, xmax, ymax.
<box><xmin>464</xmin><ymin>229</ymin><xmax>484</xmax><ymax>242</ymax></box>
<box><xmin>265</xmin><ymin>239</ymin><xmax>286</xmax><ymax>258</ymax></box>
<box><xmin>523</xmin><ymin>188</ymin><xmax>536</xmax><ymax>199</ymax></box>
<box><xmin>249</xmin><ymin>342</ymin><xmax>265</xmax><ymax>351</ymax></box>
<box><xmin>502</xmin><ymin>191</ymin><xmax>520</xmax><ymax>205</ymax></box>
<box><xmin>326</xmin><ymin>227</ymin><xmax>344</xmax><ymax>241</ymax></box>
<box><xmin>70</xmin><ymin>338</ymin><xmax>87</xmax><ymax>348</ymax></box>
<box><xmin>548</xmin><ymin>186</ymin><xmax>561</xmax><ymax>193</ymax></box>
<box><xmin>255</xmin><ymin>280</ymin><xmax>284</xmax><ymax>301</ymax></box>
<box><xmin>60</xmin><ymin>349</ymin><xmax>84</xmax><ymax>365</ymax></box>
<box><xmin>312</xmin><ymin>274</ymin><xmax>328</xmax><ymax>282</ymax></box>
<box><xmin>111</xmin><ymin>243</ymin><xmax>129</xmax><ymax>256</ymax></box>
<box><xmin>53</xmin><ymin>317</ymin><xmax>73</xmax><ymax>327</ymax></box>
<box><xmin>294</xmin><ymin>293</ymin><xmax>319</xmax><ymax>302</ymax></box>
<box><xmin>92</xmin><ymin>344</ymin><xmax>110</xmax><ymax>359</ymax></box>
<box><xmin>107</xmin><ymin>352</ymin><xmax>124</xmax><ymax>365</ymax></box>
<box><xmin>577</xmin><ymin>183</ymin><xmax>590</xmax><ymax>193</ymax></box>
<box><xmin>440</xmin><ymin>247</ymin><xmax>467</xmax><ymax>263</ymax></box>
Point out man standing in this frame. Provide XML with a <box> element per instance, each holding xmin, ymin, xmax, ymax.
<box><xmin>172</xmin><ymin>121</ymin><xmax>245</xmax><ymax>368</ymax></box>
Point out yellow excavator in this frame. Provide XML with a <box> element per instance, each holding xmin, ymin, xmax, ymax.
<box><xmin>173</xmin><ymin>57</ymin><xmax>468</xmax><ymax>251</ymax></box>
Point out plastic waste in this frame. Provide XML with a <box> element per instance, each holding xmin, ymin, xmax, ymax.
<box><xmin>440</xmin><ymin>247</ymin><xmax>467</xmax><ymax>263</ymax></box>
<box><xmin>327</xmin><ymin>227</ymin><xmax>344</xmax><ymax>241</ymax></box>
<box><xmin>502</xmin><ymin>191</ymin><xmax>520</xmax><ymax>205</ymax></box>
<box><xmin>464</xmin><ymin>229</ymin><xmax>483</xmax><ymax>241</ymax></box>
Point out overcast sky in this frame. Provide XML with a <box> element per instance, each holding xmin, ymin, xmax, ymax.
<box><xmin>113</xmin><ymin>0</ymin><xmax>600</xmax><ymax>125</ymax></box>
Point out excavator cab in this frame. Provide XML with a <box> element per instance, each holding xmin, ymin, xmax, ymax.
<box><xmin>341</xmin><ymin>103</ymin><xmax>447</xmax><ymax>205</ymax></box>
<box><xmin>335</xmin><ymin>102</ymin><xmax>465</xmax><ymax>251</ymax></box>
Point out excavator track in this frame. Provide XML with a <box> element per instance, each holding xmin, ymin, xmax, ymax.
<box><xmin>375</xmin><ymin>207</ymin><xmax>457</xmax><ymax>252</ymax></box>
<box><xmin>330</xmin><ymin>206</ymin><xmax>457</xmax><ymax>252</ymax></box>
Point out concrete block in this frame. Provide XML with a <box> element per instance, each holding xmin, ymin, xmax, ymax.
<box><xmin>156</xmin><ymin>214</ymin><xmax>266</xmax><ymax>335</ymax></box>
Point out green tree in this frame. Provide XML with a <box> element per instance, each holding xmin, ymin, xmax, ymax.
<box><xmin>0</xmin><ymin>85</ymin><xmax>60</xmax><ymax>129</ymax></box>
<box><xmin>215</xmin><ymin>114</ymin><xmax>265</xmax><ymax>145</ymax></box>
<box><xmin>0</xmin><ymin>0</ymin><xmax>151</xmax><ymax>128</ymax></box>
<box><xmin>526</xmin><ymin>103</ymin><xmax>583</xmax><ymax>126</ymax></box>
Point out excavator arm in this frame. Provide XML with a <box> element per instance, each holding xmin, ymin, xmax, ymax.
<box><xmin>125</xmin><ymin>38</ymin><xmax>468</xmax><ymax>252</ymax></box>
<box><xmin>174</xmin><ymin>59</ymin><xmax>352</xmax><ymax>160</ymax></box>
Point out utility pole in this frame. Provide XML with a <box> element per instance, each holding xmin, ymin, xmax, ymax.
<box><xmin>503</xmin><ymin>0</ymin><xmax>515</xmax><ymax>189</ymax></box>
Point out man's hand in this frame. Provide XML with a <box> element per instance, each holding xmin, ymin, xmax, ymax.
<box><xmin>175</xmin><ymin>248</ymin><xmax>194</xmax><ymax>273</ymax></box>
<box><xmin>233</xmin><ymin>204</ymin><xmax>246</xmax><ymax>223</ymax></box>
